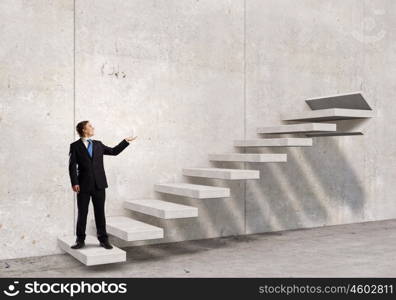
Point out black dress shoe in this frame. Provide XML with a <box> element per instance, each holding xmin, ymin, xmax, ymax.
<box><xmin>71</xmin><ymin>240</ymin><xmax>85</xmax><ymax>249</ymax></box>
<box><xmin>99</xmin><ymin>240</ymin><xmax>113</xmax><ymax>249</ymax></box>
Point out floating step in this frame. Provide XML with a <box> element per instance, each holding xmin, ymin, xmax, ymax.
<box><xmin>124</xmin><ymin>199</ymin><xmax>198</xmax><ymax>219</ymax></box>
<box><xmin>234</xmin><ymin>138</ymin><xmax>312</xmax><ymax>147</ymax></box>
<box><xmin>281</xmin><ymin>108</ymin><xmax>374</xmax><ymax>122</ymax></box>
<box><xmin>104</xmin><ymin>216</ymin><xmax>164</xmax><ymax>241</ymax></box>
<box><xmin>208</xmin><ymin>153</ymin><xmax>287</xmax><ymax>162</ymax></box>
<box><xmin>182</xmin><ymin>167</ymin><xmax>260</xmax><ymax>180</ymax></box>
<box><xmin>257</xmin><ymin>123</ymin><xmax>336</xmax><ymax>134</ymax></box>
<box><xmin>305</xmin><ymin>92</ymin><xmax>372</xmax><ymax>110</ymax></box>
<box><xmin>57</xmin><ymin>235</ymin><xmax>126</xmax><ymax>266</ymax></box>
<box><xmin>305</xmin><ymin>119</ymin><xmax>369</xmax><ymax>136</ymax></box>
<box><xmin>305</xmin><ymin>132</ymin><xmax>363</xmax><ymax>137</ymax></box>
<box><xmin>154</xmin><ymin>183</ymin><xmax>230</xmax><ymax>199</ymax></box>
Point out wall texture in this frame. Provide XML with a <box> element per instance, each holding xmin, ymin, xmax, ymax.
<box><xmin>0</xmin><ymin>0</ymin><xmax>394</xmax><ymax>260</ymax></box>
<box><xmin>0</xmin><ymin>0</ymin><xmax>74</xmax><ymax>259</ymax></box>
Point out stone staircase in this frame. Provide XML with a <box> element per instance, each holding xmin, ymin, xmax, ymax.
<box><xmin>57</xmin><ymin>92</ymin><xmax>374</xmax><ymax>266</ymax></box>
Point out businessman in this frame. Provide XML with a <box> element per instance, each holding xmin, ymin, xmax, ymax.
<box><xmin>68</xmin><ymin>120</ymin><xmax>137</xmax><ymax>250</ymax></box>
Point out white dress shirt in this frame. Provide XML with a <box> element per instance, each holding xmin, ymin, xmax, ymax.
<box><xmin>80</xmin><ymin>136</ymin><xmax>92</xmax><ymax>148</ymax></box>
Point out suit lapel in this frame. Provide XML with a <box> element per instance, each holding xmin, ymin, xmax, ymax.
<box><xmin>92</xmin><ymin>140</ymin><xmax>96</xmax><ymax>160</ymax></box>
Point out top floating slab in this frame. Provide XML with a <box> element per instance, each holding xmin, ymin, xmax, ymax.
<box><xmin>305</xmin><ymin>92</ymin><xmax>372</xmax><ymax>110</ymax></box>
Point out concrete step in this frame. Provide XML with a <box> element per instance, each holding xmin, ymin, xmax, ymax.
<box><xmin>257</xmin><ymin>123</ymin><xmax>336</xmax><ymax>134</ymax></box>
<box><xmin>154</xmin><ymin>183</ymin><xmax>230</xmax><ymax>199</ymax></box>
<box><xmin>305</xmin><ymin>119</ymin><xmax>370</xmax><ymax>136</ymax></box>
<box><xmin>305</xmin><ymin>92</ymin><xmax>372</xmax><ymax>110</ymax></box>
<box><xmin>234</xmin><ymin>138</ymin><xmax>312</xmax><ymax>147</ymax></box>
<box><xmin>305</xmin><ymin>132</ymin><xmax>363</xmax><ymax>137</ymax></box>
<box><xmin>208</xmin><ymin>153</ymin><xmax>287</xmax><ymax>162</ymax></box>
<box><xmin>182</xmin><ymin>167</ymin><xmax>260</xmax><ymax>180</ymax></box>
<box><xmin>57</xmin><ymin>235</ymin><xmax>126</xmax><ymax>266</ymax></box>
<box><xmin>281</xmin><ymin>108</ymin><xmax>374</xmax><ymax>122</ymax></box>
<box><xmin>104</xmin><ymin>216</ymin><xmax>164</xmax><ymax>241</ymax></box>
<box><xmin>124</xmin><ymin>199</ymin><xmax>198</xmax><ymax>219</ymax></box>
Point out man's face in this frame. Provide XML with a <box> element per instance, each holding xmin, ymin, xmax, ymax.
<box><xmin>83</xmin><ymin>122</ymin><xmax>95</xmax><ymax>137</ymax></box>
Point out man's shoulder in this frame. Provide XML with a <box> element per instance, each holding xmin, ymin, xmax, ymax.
<box><xmin>70</xmin><ymin>139</ymin><xmax>82</xmax><ymax>147</ymax></box>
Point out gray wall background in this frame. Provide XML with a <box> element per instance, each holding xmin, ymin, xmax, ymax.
<box><xmin>0</xmin><ymin>0</ymin><xmax>393</xmax><ymax>260</ymax></box>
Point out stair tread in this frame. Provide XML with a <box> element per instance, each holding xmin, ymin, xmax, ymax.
<box><xmin>209</xmin><ymin>153</ymin><xmax>286</xmax><ymax>156</ymax></box>
<box><xmin>154</xmin><ymin>183</ymin><xmax>230</xmax><ymax>198</ymax></box>
<box><xmin>183</xmin><ymin>167</ymin><xmax>259</xmax><ymax>172</ymax></box>
<box><xmin>234</xmin><ymin>138</ymin><xmax>312</xmax><ymax>147</ymax></box>
<box><xmin>182</xmin><ymin>167</ymin><xmax>260</xmax><ymax>180</ymax></box>
<box><xmin>125</xmin><ymin>199</ymin><xmax>197</xmax><ymax>211</ymax></box>
<box><xmin>124</xmin><ymin>199</ymin><xmax>198</xmax><ymax>219</ymax></box>
<box><xmin>104</xmin><ymin>216</ymin><xmax>164</xmax><ymax>241</ymax></box>
<box><xmin>57</xmin><ymin>235</ymin><xmax>126</xmax><ymax>266</ymax></box>
<box><xmin>155</xmin><ymin>182</ymin><xmax>229</xmax><ymax>190</ymax></box>
<box><xmin>305</xmin><ymin>92</ymin><xmax>372</xmax><ymax>110</ymax></box>
<box><xmin>305</xmin><ymin>132</ymin><xmax>363</xmax><ymax>137</ymax></box>
<box><xmin>107</xmin><ymin>216</ymin><xmax>163</xmax><ymax>231</ymax></box>
<box><xmin>257</xmin><ymin>123</ymin><xmax>336</xmax><ymax>134</ymax></box>
<box><xmin>281</xmin><ymin>108</ymin><xmax>374</xmax><ymax>121</ymax></box>
<box><xmin>208</xmin><ymin>153</ymin><xmax>287</xmax><ymax>162</ymax></box>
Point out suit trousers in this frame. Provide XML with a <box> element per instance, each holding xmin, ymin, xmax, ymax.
<box><xmin>76</xmin><ymin>185</ymin><xmax>108</xmax><ymax>242</ymax></box>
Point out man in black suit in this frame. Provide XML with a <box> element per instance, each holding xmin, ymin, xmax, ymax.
<box><xmin>68</xmin><ymin>120</ymin><xmax>137</xmax><ymax>250</ymax></box>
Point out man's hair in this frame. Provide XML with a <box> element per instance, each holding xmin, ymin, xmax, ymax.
<box><xmin>76</xmin><ymin>120</ymin><xmax>89</xmax><ymax>137</ymax></box>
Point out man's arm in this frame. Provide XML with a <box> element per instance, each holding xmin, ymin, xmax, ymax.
<box><xmin>68</xmin><ymin>144</ymin><xmax>79</xmax><ymax>186</ymax></box>
<box><xmin>101</xmin><ymin>139</ymin><xmax>130</xmax><ymax>156</ymax></box>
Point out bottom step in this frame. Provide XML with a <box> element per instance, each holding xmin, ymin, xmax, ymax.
<box><xmin>57</xmin><ymin>235</ymin><xmax>126</xmax><ymax>266</ymax></box>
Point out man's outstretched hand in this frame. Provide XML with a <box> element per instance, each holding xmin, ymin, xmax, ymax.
<box><xmin>72</xmin><ymin>185</ymin><xmax>80</xmax><ymax>193</ymax></box>
<box><xmin>125</xmin><ymin>136</ymin><xmax>137</xmax><ymax>142</ymax></box>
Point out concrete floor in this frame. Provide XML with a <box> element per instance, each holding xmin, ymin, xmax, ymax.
<box><xmin>1</xmin><ymin>219</ymin><xmax>395</xmax><ymax>277</ymax></box>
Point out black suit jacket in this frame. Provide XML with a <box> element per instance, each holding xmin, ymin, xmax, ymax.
<box><xmin>68</xmin><ymin>138</ymin><xmax>129</xmax><ymax>192</ymax></box>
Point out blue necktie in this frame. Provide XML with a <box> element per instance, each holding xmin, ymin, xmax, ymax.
<box><xmin>87</xmin><ymin>139</ymin><xmax>93</xmax><ymax>157</ymax></box>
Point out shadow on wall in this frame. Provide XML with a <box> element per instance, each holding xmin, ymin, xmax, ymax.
<box><xmin>246</xmin><ymin>135</ymin><xmax>365</xmax><ymax>234</ymax></box>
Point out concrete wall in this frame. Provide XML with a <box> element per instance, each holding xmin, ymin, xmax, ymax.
<box><xmin>0</xmin><ymin>0</ymin><xmax>394</xmax><ymax>260</ymax></box>
<box><xmin>0</xmin><ymin>1</ymin><xmax>74</xmax><ymax>259</ymax></box>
